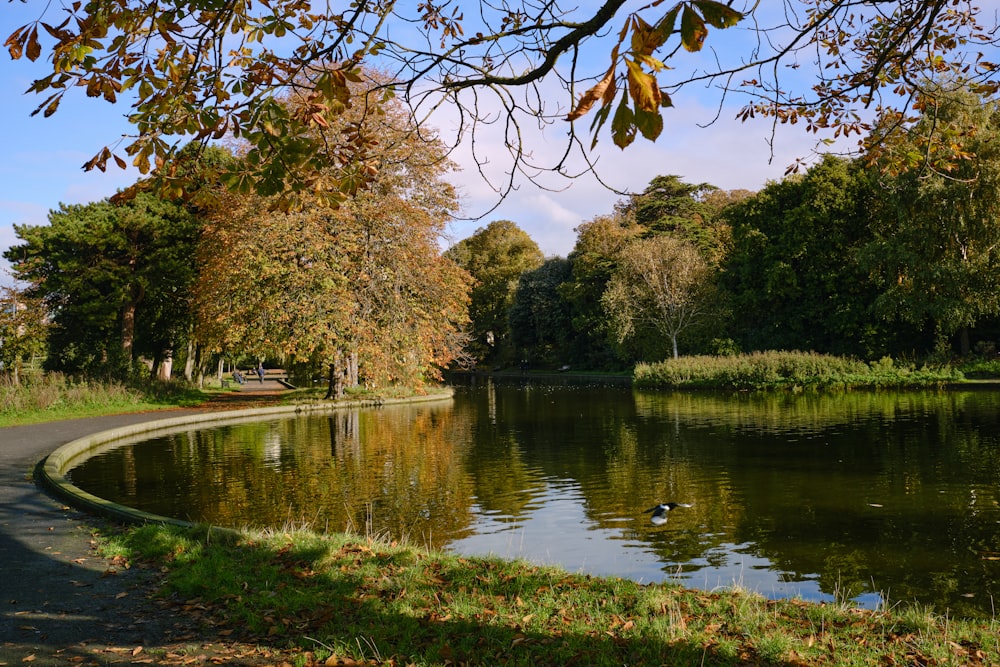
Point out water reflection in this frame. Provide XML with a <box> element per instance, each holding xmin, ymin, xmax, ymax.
<box><xmin>69</xmin><ymin>383</ymin><xmax>1000</xmax><ymax>617</ymax></box>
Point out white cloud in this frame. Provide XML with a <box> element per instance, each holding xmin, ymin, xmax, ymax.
<box><xmin>442</xmin><ymin>93</ymin><xmax>842</xmax><ymax>257</ymax></box>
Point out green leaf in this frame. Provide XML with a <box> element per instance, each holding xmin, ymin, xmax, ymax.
<box><xmin>611</xmin><ymin>94</ymin><xmax>636</xmax><ymax>149</ymax></box>
<box><xmin>692</xmin><ymin>0</ymin><xmax>743</xmax><ymax>29</ymax></box>
<box><xmin>588</xmin><ymin>103</ymin><xmax>613</xmax><ymax>149</ymax></box>
<box><xmin>654</xmin><ymin>6</ymin><xmax>681</xmax><ymax>37</ymax></box>
<box><xmin>680</xmin><ymin>5</ymin><xmax>708</xmax><ymax>52</ymax></box>
<box><xmin>633</xmin><ymin>106</ymin><xmax>663</xmax><ymax>141</ymax></box>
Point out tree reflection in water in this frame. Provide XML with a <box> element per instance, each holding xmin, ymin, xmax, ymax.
<box><xmin>70</xmin><ymin>383</ymin><xmax>1000</xmax><ymax>618</ymax></box>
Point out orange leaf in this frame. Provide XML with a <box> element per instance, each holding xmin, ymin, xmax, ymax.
<box><xmin>566</xmin><ymin>66</ymin><xmax>615</xmax><ymax>121</ymax></box>
<box><xmin>626</xmin><ymin>59</ymin><xmax>661</xmax><ymax>112</ymax></box>
<box><xmin>26</xmin><ymin>26</ymin><xmax>41</xmax><ymax>61</ymax></box>
<box><xmin>5</xmin><ymin>31</ymin><xmax>23</xmax><ymax>59</ymax></box>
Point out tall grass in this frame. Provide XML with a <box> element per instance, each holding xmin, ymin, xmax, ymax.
<box><xmin>0</xmin><ymin>372</ymin><xmax>207</xmax><ymax>426</ymax></box>
<box><xmin>634</xmin><ymin>351</ymin><xmax>964</xmax><ymax>390</ymax></box>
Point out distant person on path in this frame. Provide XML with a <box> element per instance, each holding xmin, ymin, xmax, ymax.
<box><xmin>232</xmin><ymin>369</ymin><xmax>245</xmax><ymax>384</ymax></box>
<box><xmin>257</xmin><ymin>363</ymin><xmax>265</xmax><ymax>383</ymax></box>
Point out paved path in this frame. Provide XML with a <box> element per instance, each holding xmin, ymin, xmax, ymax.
<box><xmin>0</xmin><ymin>379</ymin><xmax>289</xmax><ymax>666</ymax></box>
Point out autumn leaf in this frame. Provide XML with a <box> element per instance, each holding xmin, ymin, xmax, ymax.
<box><xmin>4</xmin><ymin>26</ymin><xmax>24</xmax><ymax>59</ymax></box>
<box><xmin>680</xmin><ymin>5</ymin><xmax>708</xmax><ymax>52</ymax></box>
<box><xmin>630</xmin><ymin>15</ymin><xmax>665</xmax><ymax>58</ymax></box>
<box><xmin>566</xmin><ymin>66</ymin><xmax>616</xmax><ymax>121</ymax></box>
<box><xmin>692</xmin><ymin>0</ymin><xmax>742</xmax><ymax>29</ymax></box>
<box><xmin>26</xmin><ymin>26</ymin><xmax>41</xmax><ymax>61</ymax></box>
<box><xmin>626</xmin><ymin>59</ymin><xmax>661</xmax><ymax>113</ymax></box>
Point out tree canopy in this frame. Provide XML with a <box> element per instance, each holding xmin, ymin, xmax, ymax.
<box><xmin>195</xmin><ymin>74</ymin><xmax>471</xmax><ymax>395</ymax></box>
<box><xmin>603</xmin><ymin>235</ymin><xmax>718</xmax><ymax>359</ymax></box>
<box><xmin>722</xmin><ymin>155</ymin><xmax>886</xmax><ymax>356</ymax></box>
<box><xmin>3</xmin><ymin>193</ymin><xmax>201</xmax><ymax>376</ymax></box>
<box><xmin>7</xmin><ymin>1</ymin><xmax>999</xmax><ymax>202</ymax></box>
<box><xmin>445</xmin><ymin>220</ymin><xmax>544</xmax><ymax>367</ymax></box>
<box><xmin>864</xmin><ymin>84</ymin><xmax>1000</xmax><ymax>355</ymax></box>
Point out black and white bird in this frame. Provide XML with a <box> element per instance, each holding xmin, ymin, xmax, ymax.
<box><xmin>643</xmin><ymin>502</ymin><xmax>693</xmax><ymax>526</ymax></box>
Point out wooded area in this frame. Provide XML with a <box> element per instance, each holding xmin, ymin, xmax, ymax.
<box><xmin>6</xmin><ymin>84</ymin><xmax>1000</xmax><ymax>385</ymax></box>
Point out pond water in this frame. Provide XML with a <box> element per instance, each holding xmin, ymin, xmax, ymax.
<box><xmin>68</xmin><ymin>381</ymin><xmax>1000</xmax><ymax>617</ymax></box>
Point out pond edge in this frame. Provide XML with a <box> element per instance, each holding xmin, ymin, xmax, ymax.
<box><xmin>40</xmin><ymin>391</ymin><xmax>455</xmax><ymax>531</ymax></box>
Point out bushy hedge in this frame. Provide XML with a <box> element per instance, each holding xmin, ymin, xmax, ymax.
<box><xmin>633</xmin><ymin>351</ymin><xmax>963</xmax><ymax>390</ymax></box>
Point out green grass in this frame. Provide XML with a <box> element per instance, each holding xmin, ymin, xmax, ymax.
<box><xmin>634</xmin><ymin>351</ymin><xmax>964</xmax><ymax>391</ymax></box>
<box><xmin>0</xmin><ymin>372</ymin><xmax>214</xmax><ymax>427</ymax></box>
<box><xmin>0</xmin><ymin>371</ymin><xmax>452</xmax><ymax>427</ymax></box>
<box><xmin>98</xmin><ymin>523</ymin><xmax>1000</xmax><ymax>667</ymax></box>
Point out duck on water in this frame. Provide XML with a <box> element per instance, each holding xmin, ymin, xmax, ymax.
<box><xmin>644</xmin><ymin>502</ymin><xmax>693</xmax><ymax>525</ymax></box>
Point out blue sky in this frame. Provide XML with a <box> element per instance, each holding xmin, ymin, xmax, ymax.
<box><xmin>0</xmin><ymin>4</ymin><xmax>842</xmax><ymax>284</ymax></box>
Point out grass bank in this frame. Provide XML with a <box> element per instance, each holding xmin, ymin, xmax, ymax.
<box><xmin>99</xmin><ymin>523</ymin><xmax>999</xmax><ymax>666</ymax></box>
<box><xmin>634</xmin><ymin>351</ymin><xmax>964</xmax><ymax>391</ymax></box>
<box><xmin>0</xmin><ymin>372</ymin><xmax>211</xmax><ymax>427</ymax></box>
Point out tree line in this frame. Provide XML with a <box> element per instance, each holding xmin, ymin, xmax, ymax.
<box><xmin>4</xmin><ymin>83</ymin><xmax>1000</xmax><ymax>385</ymax></box>
<box><xmin>2</xmin><ymin>72</ymin><xmax>472</xmax><ymax>397</ymax></box>
<box><xmin>451</xmin><ymin>84</ymin><xmax>1000</xmax><ymax>371</ymax></box>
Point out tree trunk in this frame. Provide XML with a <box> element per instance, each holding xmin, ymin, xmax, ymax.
<box><xmin>324</xmin><ymin>350</ymin><xmax>347</xmax><ymax>400</ymax></box>
<box><xmin>121</xmin><ymin>300</ymin><xmax>136</xmax><ymax>359</ymax></box>
<box><xmin>348</xmin><ymin>349</ymin><xmax>359</xmax><ymax>388</ymax></box>
<box><xmin>150</xmin><ymin>350</ymin><xmax>162</xmax><ymax>380</ymax></box>
<box><xmin>671</xmin><ymin>334</ymin><xmax>679</xmax><ymax>359</ymax></box>
<box><xmin>120</xmin><ymin>282</ymin><xmax>144</xmax><ymax>361</ymax></box>
<box><xmin>960</xmin><ymin>326</ymin><xmax>971</xmax><ymax>356</ymax></box>
<box><xmin>184</xmin><ymin>339</ymin><xmax>196</xmax><ymax>381</ymax></box>
<box><xmin>193</xmin><ymin>345</ymin><xmax>205</xmax><ymax>387</ymax></box>
<box><xmin>158</xmin><ymin>347</ymin><xmax>173</xmax><ymax>380</ymax></box>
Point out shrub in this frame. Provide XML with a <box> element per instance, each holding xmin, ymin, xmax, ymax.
<box><xmin>634</xmin><ymin>351</ymin><xmax>962</xmax><ymax>391</ymax></box>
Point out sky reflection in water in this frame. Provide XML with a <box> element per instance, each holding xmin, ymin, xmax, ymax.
<box><xmin>69</xmin><ymin>382</ymin><xmax>1000</xmax><ymax>617</ymax></box>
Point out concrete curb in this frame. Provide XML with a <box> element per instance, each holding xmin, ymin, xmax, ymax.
<box><xmin>40</xmin><ymin>391</ymin><xmax>454</xmax><ymax>530</ymax></box>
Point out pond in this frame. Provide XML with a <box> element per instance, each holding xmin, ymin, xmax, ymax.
<box><xmin>68</xmin><ymin>381</ymin><xmax>1000</xmax><ymax>617</ymax></box>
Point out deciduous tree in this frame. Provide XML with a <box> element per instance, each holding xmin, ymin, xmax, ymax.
<box><xmin>0</xmin><ymin>284</ymin><xmax>47</xmax><ymax>384</ymax></box>
<box><xmin>559</xmin><ymin>211</ymin><xmax>641</xmax><ymax>368</ymax></box>
<box><xmin>603</xmin><ymin>235</ymin><xmax>718</xmax><ymax>359</ymax></box>
<box><xmin>195</xmin><ymin>72</ymin><xmax>471</xmax><ymax>395</ymax></box>
<box><xmin>508</xmin><ymin>258</ymin><xmax>574</xmax><ymax>368</ymax></box>
<box><xmin>445</xmin><ymin>221</ymin><xmax>544</xmax><ymax>367</ymax></box>
<box><xmin>7</xmin><ymin>2</ymin><xmax>997</xmax><ymax>200</ymax></box>
<box><xmin>722</xmin><ymin>155</ymin><xmax>891</xmax><ymax>356</ymax></box>
<box><xmin>864</xmin><ymin>83</ymin><xmax>1000</xmax><ymax>355</ymax></box>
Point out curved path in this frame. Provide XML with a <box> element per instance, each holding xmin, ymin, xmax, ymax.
<box><xmin>0</xmin><ymin>379</ymin><xmax>289</xmax><ymax>666</ymax></box>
